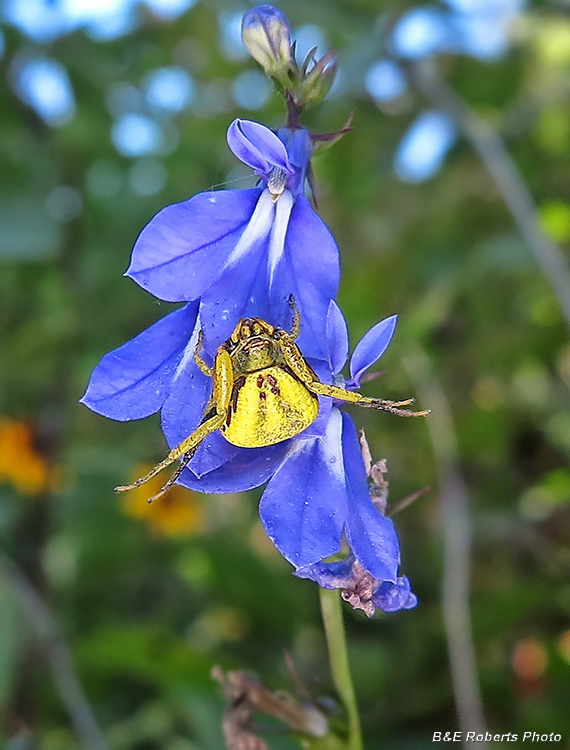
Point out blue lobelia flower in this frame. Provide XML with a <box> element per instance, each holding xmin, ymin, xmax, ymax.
<box><xmin>125</xmin><ymin>118</ymin><xmax>339</xmax><ymax>363</ymax></box>
<box><xmin>258</xmin><ymin>301</ymin><xmax>417</xmax><ymax>615</ymax></box>
<box><xmin>81</xmin><ymin>295</ymin><xmax>416</xmax><ymax>613</ymax></box>
<box><xmin>83</xmin><ymin>117</ymin><xmax>342</xmax><ymax>492</ymax></box>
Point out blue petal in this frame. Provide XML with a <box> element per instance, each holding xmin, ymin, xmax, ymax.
<box><xmin>341</xmin><ymin>413</ymin><xmax>400</xmax><ymax>582</ymax></box>
<box><xmin>80</xmin><ymin>302</ymin><xmax>199</xmax><ymax>421</ymax></box>
<box><xmin>178</xmin><ymin>441</ymin><xmax>289</xmax><ymax>493</ymax></box>
<box><xmin>227</xmin><ymin>119</ymin><xmax>292</xmax><ymax>176</ymax></box>
<box><xmin>199</xmin><ymin>194</ymin><xmax>340</xmax><ymax>361</ymax></box>
<box><xmin>259</xmin><ymin>410</ymin><xmax>347</xmax><ymax>568</ymax></box>
<box><xmin>160</xmin><ymin>352</ymin><xmax>214</xmax><ymax>447</ymax></box>
<box><xmin>325</xmin><ymin>300</ymin><xmax>349</xmax><ymax>375</ymax></box>
<box><xmin>126</xmin><ymin>188</ymin><xmax>260</xmax><ymax>302</ymax></box>
<box><xmin>199</xmin><ymin>243</ymin><xmax>274</xmax><ymax>356</ymax></box>
<box><xmin>295</xmin><ymin>555</ymin><xmax>355</xmax><ymax>589</ymax></box>
<box><xmin>349</xmin><ymin>314</ymin><xmax>397</xmax><ymax>386</ymax></box>
<box><xmin>297</xmin><ymin>345</ymin><xmax>336</xmax><ymax>437</ymax></box>
<box><xmin>276</xmin><ymin>127</ymin><xmax>312</xmax><ymax>194</ymax></box>
<box><xmin>372</xmin><ymin>576</ymin><xmax>418</xmax><ymax>613</ymax></box>
<box><xmin>269</xmin><ymin>195</ymin><xmax>340</xmax><ymax>361</ymax></box>
<box><xmin>186</xmin><ymin>430</ymin><xmax>240</xmax><ymax>477</ymax></box>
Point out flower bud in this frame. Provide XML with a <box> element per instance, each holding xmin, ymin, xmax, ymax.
<box><xmin>297</xmin><ymin>49</ymin><xmax>338</xmax><ymax>107</ymax></box>
<box><xmin>241</xmin><ymin>5</ymin><xmax>292</xmax><ymax>85</ymax></box>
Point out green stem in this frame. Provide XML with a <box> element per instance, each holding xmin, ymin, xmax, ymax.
<box><xmin>319</xmin><ymin>588</ymin><xmax>363</xmax><ymax>750</ymax></box>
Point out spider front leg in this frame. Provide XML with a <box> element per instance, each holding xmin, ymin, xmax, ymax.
<box><xmin>115</xmin><ymin>347</ymin><xmax>235</xmax><ymax>496</ymax></box>
<box><xmin>114</xmin><ymin>411</ymin><xmax>226</xmax><ymax>493</ymax></box>
<box><xmin>308</xmin><ymin>384</ymin><xmax>430</xmax><ymax>417</ymax></box>
<box><xmin>277</xmin><ymin>335</ymin><xmax>429</xmax><ymax>418</ymax></box>
<box><xmin>287</xmin><ymin>295</ymin><xmax>301</xmax><ymax>340</ymax></box>
<box><xmin>193</xmin><ymin>329</ymin><xmax>213</xmax><ymax>376</ymax></box>
<box><xmin>143</xmin><ymin>446</ymin><xmax>198</xmax><ymax>504</ymax></box>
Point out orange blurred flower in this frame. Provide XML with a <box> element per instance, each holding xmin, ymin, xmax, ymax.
<box><xmin>0</xmin><ymin>417</ymin><xmax>57</xmax><ymax>496</ymax></box>
<box><xmin>121</xmin><ymin>463</ymin><xmax>205</xmax><ymax>538</ymax></box>
<box><xmin>512</xmin><ymin>636</ymin><xmax>548</xmax><ymax>680</ymax></box>
<box><xmin>511</xmin><ymin>636</ymin><xmax>548</xmax><ymax>699</ymax></box>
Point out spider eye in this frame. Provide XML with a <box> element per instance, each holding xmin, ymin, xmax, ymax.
<box><xmin>252</xmin><ymin>322</ymin><xmax>262</xmax><ymax>334</ymax></box>
<box><xmin>241</xmin><ymin>325</ymin><xmax>251</xmax><ymax>338</ymax></box>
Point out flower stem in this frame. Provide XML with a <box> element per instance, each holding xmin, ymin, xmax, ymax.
<box><xmin>319</xmin><ymin>588</ymin><xmax>363</xmax><ymax>750</ymax></box>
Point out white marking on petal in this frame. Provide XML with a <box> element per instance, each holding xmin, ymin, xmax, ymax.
<box><xmin>321</xmin><ymin>407</ymin><xmax>345</xmax><ymax>482</ymax></box>
<box><xmin>267</xmin><ymin>188</ymin><xmax>293</xmax><ymax>285</ymax></box>
<box><xmin>173</xmin><ymin>311</ymin><xmax>202</xmax><ymax>383</ymax></box>
<box><xmin>226</xmin><ymin>189</ymin><xmax>275</xmax><ymax>268</ymax></box>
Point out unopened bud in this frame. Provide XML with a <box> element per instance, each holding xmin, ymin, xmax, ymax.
<box><xmin>297</xmin><ymin>49</ymin><xmax>338</xmax><ymax>107</ymax></box>
<box><xmin>242</xmin><ymin>5</ymin><xmax>292</xmax><ymax>85</ymax></box>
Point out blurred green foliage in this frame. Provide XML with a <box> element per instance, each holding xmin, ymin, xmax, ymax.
<box><xmin>1</xmin><ymin>1</ymin><xmax>570</xmax><ymax>748</ymax></box>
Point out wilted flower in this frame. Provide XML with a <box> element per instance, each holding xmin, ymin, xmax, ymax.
<box><xmin>125</xmin><ymin>118</ymin><xmax>339</xmax><ymax>361</ymax></box>
<box><xmin>299</xmin><ymin>555</ymin><xmax>417</xmax><ymax>617</ymax></box>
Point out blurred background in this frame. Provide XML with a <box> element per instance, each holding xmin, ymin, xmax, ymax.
<box><xmin>1</xmin><ymin>0</ymin><xmax>570</xmax><ymax>747</ymax></box>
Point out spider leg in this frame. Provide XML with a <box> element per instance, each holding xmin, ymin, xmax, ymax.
<box><xmin>193</xmin><ymin>329</ymin><xmax>213</xmax><ymax>376</ymax></box>
<box><xmin>287</xmin><ymin>295</ymin><xmax>301</xmax><ymax>340</ymax></box>
<box><xmin>276</xmin><ymin>306</ymin><xmax>429</xmax><ymax>418</ymax></box>
<box><xmin>146</xmin><ymin>448</ymin><xmax>197</xmax><ymax>504</ymax></box>
<box><xmin>305</xmin><ymin>382</ymin><xmax>430</xmax><ymax>417</ymax></box>
<box><xmin>114</xmin><ymin>411</ymin><xmax>226</xmax><ymax>493</ymax></box>
<box><xmin>116</xmin><ymin>348</ymin><xmax>235</xmax><ymax>493</ymax></box>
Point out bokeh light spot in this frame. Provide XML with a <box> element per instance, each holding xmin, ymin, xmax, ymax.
<box><xmin>394</xmin><ymin>111</ymin><xmax>457</xmax><ymax>182</ymax></box>
<box><xmin>12</xmin><ymin>57</ymin><xmax>75</xmax><ymax>126</ymax></box>
<box><xmin>232</xmin><ymin>70</ymin><xmax>271</xmax><ymax>110</ymax></box>
<box><xmin>220</xmin><ymin>9</ymin><xmax>248</xmax><ymax>60</ymax></box>
<box><xmin>128</xmin><ymin>158</ymin><xmax>167</xmax><ymax>196</ymax></box>
<box><xmin>365</xmin><ymin>60</ymin><xmax>407</xmax><ymax>102</ymax></box>
<box><xmin>391</xmin><ymin>8</ymin><xmax>450</xmax><ymax>59</ymax></box>
<box><xmin>144</xmin><ymin>0</ymin><xmax>196</xmax><ymax>20</ymax></box>
<box><xmin>111</xmin><ymin>113</ymin><xmax>163</xmax><ymax>157</ymax></box>
<box><xmin>144</xmin><ymin>66</ymin><xmax>195</xmax><ymax>114</ymax></box>
<box><xmin>539</xmin><ymin>200</ymin><xmax>570</xmax><ymax>242</ymax></box>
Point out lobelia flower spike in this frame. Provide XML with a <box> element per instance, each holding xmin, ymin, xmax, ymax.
<box><xmin>81</xmin><ymin>2</ymin><xmax>421</xmax><ymax>612</ymax></box>
<box><xmin>125</xmin><ymin>118</ymin><xmax>339</xmax><ymax>362</ymax></box>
